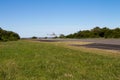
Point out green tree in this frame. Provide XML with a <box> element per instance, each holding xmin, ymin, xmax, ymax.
<box><xmin>65</xmin><ymin>27</ymin><xmax>120</xmax><ymax>39</ymax></box>
<box><xmin>59</xmin><ymin>34</ymin><xmax>65</xmax><ymax>38</ymax></box>
<box><xmin>0</xmin><ymin>27</ymin><xmax>20</xmax><ymax>41</ymax></box>
<box><xmin>31</xmin><ymin>36</ymin><xmax>37</xmax><ymax>39</ymax></box>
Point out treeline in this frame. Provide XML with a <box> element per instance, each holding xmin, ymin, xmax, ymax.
<box><xmin>0</xmin><ymin>28</ymin><xmax>20</xmax><ymax>41</ymax></box>
<box><xmin>61</xmin><ymin>27</ymin><xmax>120</xmax><ymax>38</ymax></box>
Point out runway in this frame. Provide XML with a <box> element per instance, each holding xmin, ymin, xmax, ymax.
<box><xmin>38</xmin><ymin>39</ymin><xmax>120</xmax><ymax>51</ymax></box>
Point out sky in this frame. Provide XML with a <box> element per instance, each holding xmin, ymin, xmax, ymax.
<box><xmin>0</xmin><ymin>0</ymin><xmax>120</xmax><ymax>37</ymax></box>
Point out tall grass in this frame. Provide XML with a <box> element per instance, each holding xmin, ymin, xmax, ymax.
<box><xmin>0</xmin><ymin>40</ymin><xmax>120</xmax><ymax>80</ymax></box>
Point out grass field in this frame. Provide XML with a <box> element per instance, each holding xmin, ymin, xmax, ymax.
<box><xmin>0</xmin><ymin>40</ymin><xmax>120</xmax><ymax>80</ymax></box>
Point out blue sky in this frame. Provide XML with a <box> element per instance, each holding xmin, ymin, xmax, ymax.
<box><xmin>0</xmin><ymin>0</ymin><xmax>120</xmax><ymax>37</ymax></box>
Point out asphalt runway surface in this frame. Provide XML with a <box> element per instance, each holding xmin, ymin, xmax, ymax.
<box><xmin>38</xmin><ymin>39</ymin><xmax>120</xmax><ymax>51</ymax></box>
<box><xmin>71</xmin><ymin>43</ymin><xmax>120</xmax><ymax>51</ymax></box>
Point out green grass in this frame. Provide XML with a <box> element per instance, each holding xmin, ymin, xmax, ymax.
<box><xmin>0</xmin><ymin>40</ymin><xmax>120</xmax><ymax>80</ymax></box>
